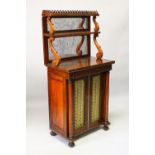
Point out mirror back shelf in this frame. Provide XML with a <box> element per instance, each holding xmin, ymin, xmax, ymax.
<box><xmin>42</xmin><ymin>10</ymin><xmax>102</xmax><ymax>66</ymax></box>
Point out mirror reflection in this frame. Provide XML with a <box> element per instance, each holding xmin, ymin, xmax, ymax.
<box><xmin>48</xmin><ymin>36</ymin><xmax>88</xmax><ymax>60</ymax></box>
<box><xmin>47</xmin><ymin>18</ymin><xmax>88</xmax><ymax>31</ymax></box>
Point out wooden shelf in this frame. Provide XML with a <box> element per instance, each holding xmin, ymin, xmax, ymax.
<box><xmin>44</xmin><ymin>31</ymin><xmax>100</xmax><ymax>38</ymax></box>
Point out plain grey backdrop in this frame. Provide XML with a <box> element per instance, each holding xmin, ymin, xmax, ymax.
<box><xmin>27</xmin><ymin>0</ymin><xmax>128</xmax><ymax>155</ymax></box>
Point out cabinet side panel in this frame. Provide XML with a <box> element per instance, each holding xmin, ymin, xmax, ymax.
<box><xmin>48</xmin><ymin>73</ymin><xmax>67</xmax><ymax>136</ymax></box>
<box><xmin>50</xmin><ymin>79</ymin><xmax>64</xmax><ymax>128</ymax></box>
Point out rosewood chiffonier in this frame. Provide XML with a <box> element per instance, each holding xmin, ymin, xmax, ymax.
<box><xmin>42</xmin><ymin>10</ymin><xmax>115</xmax><ymax>147</ymax></box>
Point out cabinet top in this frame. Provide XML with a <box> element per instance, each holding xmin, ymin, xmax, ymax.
<box><xmin>47</xmin><ymin>57</ymin><xmax>115</xmax><ymax>73</ymax></box>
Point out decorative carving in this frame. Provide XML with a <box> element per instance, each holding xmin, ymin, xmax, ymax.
<box><xmin>42</xmin><ymin>10</ymin><xmax>99</xmax><ymax>17</ymax></box>
<box><xmin>76</xmin><ymin>36</ymin><xmax>84</xmax><ymax>56</ymax></box>
<box><xmin>93</xmin><ymin>16</ymin><xmax>103</xmax><ymax>60</ymax></box>
<box><xmin>79</xmin><ymin>18</ymin><xmax>85</xmax><ymax>29</ymax></box>
<box><xmin>76</xmin><ymin>18</ymin><xmax>85</xmax><ymax>56</ymax></box>
<box><xmin>47</xmin><ymin>17</ymin><xmax>55</xmax><ymax>34</ymax></box>
<box><xmin>47</xmin><ymin>17</ymin><xmax>61</xmax><ymax>66</ymax></box>
<box><xmin>93</xmin><ymin>16</ymin><xmax>100</xmax><ymax>32</ymax></box>
<box><xmin>93</xmin><ymin>35</ymin><xmax>103</xmax><ymax>59</ymax></box>
<box><xmin>48</xmin><ymin>37</ymin><xmax>61</xmax><ymax>66</ymax></box>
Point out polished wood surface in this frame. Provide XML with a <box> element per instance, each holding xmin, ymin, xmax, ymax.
<box><xmin>48</xmin><ymin>72</ymin><xmax>67</xmax><ymax>136</ymax></box>
<box><xmin>47</xmin><ymin>17</ymin><xmax>55</xmax><ymax>34</ymax></box>
<box><xmin>44</xmin><ymin>31</ymin><xmax>100</xmax><ymax>38</ymax></box>
<box><xmin>47</xmin><ymin>58</ymin><xmax>115</xmax><ymax>146</ymax></box>
<box><xmin>68</xmin><ymin>80</ymin><xmax>74</xmax><ymax>140</ymax></box>
<box><xmin>47</xmin><ymin>17</ymin><xmax>61</xmax><ymax>65</ymax></box>
<box><xmin>76</xmin><ymin>18</ymin><xmax>85</xmax><ymax>56</ymax></box>
<box><xmin>93</xmin><ymin>16</ymin><xmax>103</xmax><ymax>60</ymax></box>
<box><xmin>42</xmin><ymin>10</ymin><xmax>103</xmax><ymax>65</ymax></box>
<box><xmin>47</xmin><ymin>57</ymin><xmax>115</xmax><ymax>139</ymax></box>
<box><xmin>42</xmin><ymin>10</ymin><xmax>99</xmax><ymax>17</ymax></box>
<box><xmin>47</xmin><ymin>57</ymin><xmax>115</xmax><ymax>72</ymax></box>
<box><xmin>102</xmin><ymin>72</ymin><xmax>110</xmax><ymax>130</ymax></box>
<box><xmin>49</xmin><ymin>78</ymin><xmax>64</xmax><ymax>129</ymax></box>
<box><xmin>48</xmin><ymin>38</ymin><xmax>61</xmax><ymax>65</ymax></box>
<box><xmin>42</xmin><ymin>10</ymin><xmax>115</xmax><ymax>147</ymax></box>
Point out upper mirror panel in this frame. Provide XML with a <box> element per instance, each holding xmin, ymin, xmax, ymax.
<box><xmin>47</xmin><ymin>17</ymin><xmax>89</xmax><ymax>31</ymax></box>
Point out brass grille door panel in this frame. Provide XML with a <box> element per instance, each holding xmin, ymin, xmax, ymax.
<box><xmin>74</xmin><ymin>80</ymin><xmax>85</xmax><ymax>129</ymax></box>
<box><xmin>73</xmin><ymin>78</ymin><xmax>88</xmax><ymax>136</ymax></box>
<box><xmin>90</xmin><ymin>75</ymin><xmax>101</xmax><ymax>125</ymax></box>
<box><xmin>72</xmin><ymin>75</ymin><xmax>102</xmax><ymax>136</ymax></box>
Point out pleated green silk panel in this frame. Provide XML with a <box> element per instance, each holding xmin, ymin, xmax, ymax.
<box><xmin>74</xmin><ymin>80</ymin><xmax>85</xmax><ymax>129</ymax></box>
<box><xmin>91</xmin><ymin>75</ymin><xmax>101</xmax><ymax>123</ymax></box>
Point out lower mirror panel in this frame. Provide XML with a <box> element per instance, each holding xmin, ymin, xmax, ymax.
<box><xmin>48</xmin><ymin>36</ymin><xmax>88</xmax><ymax>60</ymax></box>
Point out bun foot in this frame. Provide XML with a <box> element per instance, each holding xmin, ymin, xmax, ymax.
<box><xmin>68</xmin><ymin>141</ymin><xmax>75</xmax><ymax>147</ymax></box>
<box><xmin>107</xmin><ymin>121</ymin><xmax>111</xmax><ymax>125</ymax></box>
<box><xmin>50</xmin><ymin>131</ymin><xmax>57</xmax><ymax>136</ymax></box>
<box><xmin>103</xmin><ymin>125</ymin><xmax>109</xmax><ymax>131</ymax></box>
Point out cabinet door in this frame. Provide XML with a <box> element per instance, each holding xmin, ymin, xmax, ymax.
<box><xmin>89</xmin><ymin>75</ymin><xmax>102</xmax><ymax>128</ymax></box>
<box><xmin>72</xmin><ymin>77</ymin><xmax>88</xmax><ymax>136</ymax></box>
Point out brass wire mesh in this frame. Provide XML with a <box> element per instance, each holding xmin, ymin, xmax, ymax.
<box><xmin>74</xmin><ymin>80</ymin><xmax>85</xmax><ymax>129</ymax></box>
<box><xmin>91</xmin><ymin>76</ymin><xmax>100</xmax><ymax>123</ymax></box>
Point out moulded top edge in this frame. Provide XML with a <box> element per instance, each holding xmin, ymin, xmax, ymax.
<box><xmin>42</xmin><ymin>10</ymin><xmax>99</xmax><ymax>17</ymax></box>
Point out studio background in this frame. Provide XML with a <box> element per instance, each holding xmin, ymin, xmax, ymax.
<box><xmin>26</xmin><ymin>0</ymin><xmax>128</xmax><ymax>155</ymax></box>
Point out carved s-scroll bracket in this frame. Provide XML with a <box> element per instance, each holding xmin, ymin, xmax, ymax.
<box><xmin>47</xmin><ymin>17</ymin><xmax>61</xmax><ymax>66</ymax></box>
<box><xmin>47</xmin><ymin>17</ymin><xmax>55</xmax><ymax>34</ymax></box>
<box><xmin>48</xmin><ymin>37</ymin><xmax>61</xmax><ymax>66</ymax></box>
<box><xmin>93</xmin><ymin>16</ymin><xmax>103</xmax><ymax>61</ymax></box>
<box><xmin>76</xmin><ymin>18</ymin><xmax>85</xmax><ymax>56</ymax></box>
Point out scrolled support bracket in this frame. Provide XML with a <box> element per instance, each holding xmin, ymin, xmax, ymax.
<box><xmin>93</xmin><ymin>16</ymin><xmax>103</xmax><ymax>61</ymax></box>
<box><xmin>47</xmin><ymin>17</ymin><xmax>61</xmax><ymax>66</ymax></box>
<box><xmin>76</xmin><ymin>18</ymin><xmax>85</xmax><ymax>56</ymax></box>
<box><xmin>48</xmin><ymin>37</ymin><xmax>61</xmax><ymax>66</ymax></box>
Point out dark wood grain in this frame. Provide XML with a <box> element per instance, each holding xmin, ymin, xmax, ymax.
<box><xmin>42</xmin><ymin>10</ymin><xmax>115</xmax><ymax>146</ymax></box>
<box><xmin>47</xmin><ymin>57</ymin><xmax>115</xmax><ymax>72</ymax></box>
<box><xmin>42</xmin><ymin>10</ymin><xmax>100</xmax><ymax>65</ymax></box>
<box><xmin>47</xmin><ymin>57</ymin><xmax>114</xmax><ymax>145</ymax></box>
<box><xmin>42</xmin><ymin>10</ymin><xmax>99</xmax><ymax>17</ymax></box>
<box><xmin>42</xmin><ymin>16</ymin><xmax>49</xmax><ymax>65</ymax></box>
<box><xmin>68</xmin><ymin>80</ymin><xmax>74</xmax><ymax>140</ymax></box>
<box><xmin>44</xmin><ymin>31</ymin><xmax>100</xmax><ymax>38</ymax></box>
<box><xmin>48</xmin><ymin>72</ymin><xmax>67</xmax><ymax>137</ymax></box>
<box><xmin>102</xmin><ymin>72</ymin><xmax>110</xmax><ymax>128</ymax></box>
